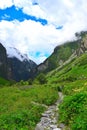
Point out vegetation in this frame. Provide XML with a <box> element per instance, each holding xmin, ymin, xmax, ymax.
<box><xmin>47</xmin><ymin>52</ymin><xmax>87</xmax><ymax>130</ymax></box>
<box><xmin>45</xmin><ymin>40</ymin><xmax>79</xmax><ymax>72</ymax></box>
<box><xmin>36</xmin><ymin>73</ymin><xmax>47</xmax><ymax>84</ymax></box>
<box><xmin>1</xmin><ymin>52</ymin><xmax>87</xmax><ymax>130</ymax></box>
<box><xmin>59</xmin><ymin>92</ymin><xmax>87</xmax><ymax>130</ymax></box>
<box><xmin>0</xmin><ymin>77</ymin><xmax>11</xmax><ymax>86</ymax></box>
<box><xmin>0</xmin><ymin>84</ymin><xmax>58</xmax><ymax>130</ymax></box>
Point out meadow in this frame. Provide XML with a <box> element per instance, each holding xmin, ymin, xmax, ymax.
<box><xmin>0</xmin><ymin>84</ymin><xmax>58</xmax><ymax>130</ymax></box>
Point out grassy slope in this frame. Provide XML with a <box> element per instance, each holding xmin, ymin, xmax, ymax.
<box><xmin>42</xmin><ymin>40</ymin><xmax>80</xmax><ymax>72</ymax></box>
<box><xmin>47</xmin><ymin>52</ymin><xmax>87</xmax><ymax>130</ymax></box>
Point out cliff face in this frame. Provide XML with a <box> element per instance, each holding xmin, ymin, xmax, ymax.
<box><xmin>7</xmin><ymin>57</ymin><xmax>36</xmax><ymax>81</ymax></box>
<box><xmin>0</xmin><ymin>43</ymin><xmax>8</xmax><ymax>79</ymax></box>
<box><xmin>36</xmin><ymin>31</ymin><xmax>87</xmax><ymax>73</ymax></box>
<box><xmin>0</xmin><ymin>43</ymin><xmax>37</xmax><ymax>81</ymax></box>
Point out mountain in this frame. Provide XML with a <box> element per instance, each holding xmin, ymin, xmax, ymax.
<box><xmin>7</xmin><ymin>47</ymin><xmax>32</xmax><ymax>62</ymax></box>
<box><xmin>36</xmin><ymin>31</ymin><xmax>87</xmax><ymax>73</ymax></box>
<box><xmin>7</xmin><ymin>57</ymin><xmax>36</xmax><ymax>81</ymax></box>
<box><xmin>0</xmin><ymin>43</ymin><xmax>37</xmax><ymax>81</ymax></box>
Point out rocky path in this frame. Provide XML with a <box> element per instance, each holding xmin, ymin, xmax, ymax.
<box><xmin>35</xmin><ymin>92</ymin><xmax>64</xmax><ymax>130</ymax></box>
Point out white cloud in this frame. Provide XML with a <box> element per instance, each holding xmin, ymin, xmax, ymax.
<box><xmin>0</xmin><ymin>0</ymin><xmax>87</xmax><ymax>64</ymax></box>
<box><xmin>0</xmin><ymin>0</ymin><xmax>13</xmax><ymax>9</ymax></box>
<box><xmin>13</xmin><ymin>0</ymin><xmax>47</xmax><ymax>19</ymax></box>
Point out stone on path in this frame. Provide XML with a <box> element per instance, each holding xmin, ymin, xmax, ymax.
<box><xmin>35</xmin><ymin>123</ymin><xmax>44</xmax><ymax>130</ymax></box>
<box><xmin>35</xmin><ymin>92</ymin><xmax>64</xmax><ymax>130</ymax></box>
<box><xmin>53</xmin><ymin>128</ymin><xmax>61</xmax><ymax>130</ymax></box>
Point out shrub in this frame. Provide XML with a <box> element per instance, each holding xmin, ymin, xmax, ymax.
<box><xmin>0</xmin><ymin>105</ymin><xmax>45</xmax><ymax>130</ymax></box>
<box><xmin>28</xmin><ymin>79</ymin><xmax>33</xmax><ymax>85</ymax></box>
<box><xmin>36</xmin><ymin>73</ymin><xmax>47</xmax><ymax>84</ymax></box>
<box><xmin>59</xmin><ymin>92</ymin><xmax>87</xmax><ymax>130</ymax></box>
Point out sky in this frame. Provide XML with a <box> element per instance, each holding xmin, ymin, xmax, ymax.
<box><xmin>0</xmin><ymin>0</ymin><xmax>87</xmax><ymax>64</ymax></box>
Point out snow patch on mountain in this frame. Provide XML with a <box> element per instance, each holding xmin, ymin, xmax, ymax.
<box><xmin>6</xmin><ymin>47</ymin><xmax>30</xmax><ymax>62</ymax></box>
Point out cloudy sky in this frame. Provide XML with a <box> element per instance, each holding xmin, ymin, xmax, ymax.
<box><xmin>0</xmin><ymin>0</ymin><xmax>87</xmax><ymax>64</ymax></box>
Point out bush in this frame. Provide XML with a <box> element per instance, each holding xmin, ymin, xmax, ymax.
<box><xmin>28</xmin><ymin>79</ymin><xmax>33</xmax><ymax>85</ymax></box>
<box><xmin>59</xmin><ymin>92</ymin><xmax>87</xmax><ymax>130</ymax></box>
<box><xmin>36</xmin><ymin>73</ymin><xmax>47</xmax><ymax>84</ymax></box>
<box><xmin>0</xmin><ymin>105</ymin><xmax>45</xmax><ymax>130</ymax></box>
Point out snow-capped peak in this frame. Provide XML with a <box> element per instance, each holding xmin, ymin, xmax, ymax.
<box><xmin>6</xmin><ymin>47</ymin><xmax>30</xmax><ymax>62</ymax></box>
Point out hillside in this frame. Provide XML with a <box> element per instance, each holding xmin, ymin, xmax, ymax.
<box><xmin>47</xmin><ymin>52</ymin><xmax>87</xmax><ymax>130</ymax></box>
<box><xmin>36</xmin><ymin>31</ymin><xmax>87</xmax><ymax>73</ymax></box>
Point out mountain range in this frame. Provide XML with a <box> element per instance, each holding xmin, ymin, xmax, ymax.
<box><xmin>0</xmin><ymin>31</ymin><xmax>87</xmax><ymax>82</ymax></box>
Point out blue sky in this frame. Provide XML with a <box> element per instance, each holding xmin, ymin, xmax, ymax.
<box><xmin>30</xmin><ymin>51</ymin><xmax>50</xmax><ymax>59</ymax></box>
<box><xmin>0</xmin><ymin>0</ymin><xmax>87</xmax><ymax>64</ymax></box>
<box><xmin>0</xmin><ymin>5</ymin><xmax>48</xmax><ymax>25</ymax></box>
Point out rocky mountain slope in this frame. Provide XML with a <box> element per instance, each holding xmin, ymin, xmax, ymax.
<box><xmin>0</xmin><ymin>43</ymin><xmax>37</xmax><ymax>81</ymax></box>
<box><xmin>36</xmin><ymin>31</ymin><xmax>87</xmax><ymax>73</ymax></box>
<box><xmin>0</xmin><ymin>43</ymin><xmax>8</xmax><ymax>79</ymax></box>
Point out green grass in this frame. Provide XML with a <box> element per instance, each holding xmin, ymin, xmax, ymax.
<box><xmin>0</xmin><ymin>84</ymin><xmax>58</xmax><ymax>130</ymax></box>
<box><xmin>47</xmin><ymin>53</ymin><xmax>87</xmax><ymax>83</ymax></box>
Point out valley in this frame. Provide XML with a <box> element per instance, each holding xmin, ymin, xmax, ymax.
<box><xmin>0</xmin><ymin>31</ymin><xmax>87</xmax><ymax>130</ymax></box>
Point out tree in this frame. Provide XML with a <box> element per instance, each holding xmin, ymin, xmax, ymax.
<box><xmin>28</xmin><ymin>79</ymin><xmax>33</xmax><ymax>85</ymax></box>
<box><xmin>37</xmin><ymin>73</ymin><xmax>47</xmax><ymax>84</ymax></box>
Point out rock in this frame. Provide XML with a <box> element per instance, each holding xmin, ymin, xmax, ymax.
<box><xmin>35</xmin><ymin>123</ymin><xmax>44</xmax><ymax>130</ymax></box>
<box><xmin>51</xmin><ymin>118</ymin><xmax>57</xmax><ymax>124</ymax></box>
<box><xmin>42</xmin><ymin>113</ymin><xmax>49</xmax><ymax>117</ymax></box>
<box><xmin>59</xmin><ymin>123</ymin><xmax>65</xmax><ymax>129</ymax></box>
<box><xmin>53</xmin><ymin>128</ymin><xmax>61</xmax><ymax>130</ymax></box>
<box><xmin>50</xmin><ymin>124</ymin><xmax>57</xmax><ymax>129</ymax></box>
